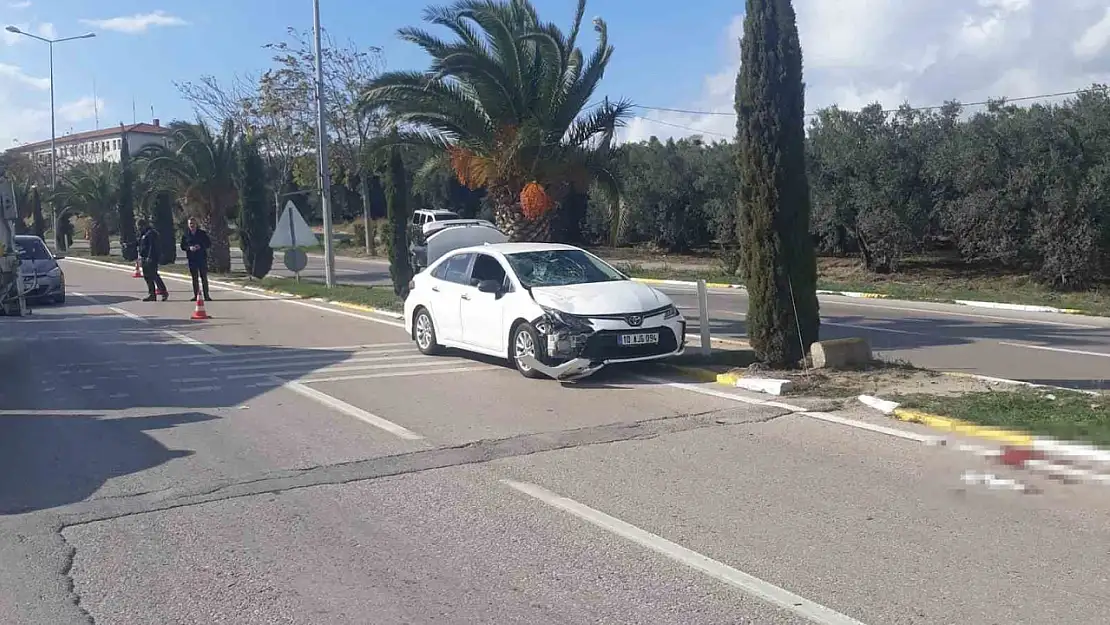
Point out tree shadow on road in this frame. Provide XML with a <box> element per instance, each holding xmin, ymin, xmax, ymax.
<box><xmin>0</xmin><ymin>411</ymin><xmax>216</xmax><ymax>515</ymax></box>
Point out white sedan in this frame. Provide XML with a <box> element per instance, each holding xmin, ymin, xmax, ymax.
<box><xmin>404</xmin><ymin>240</ymin><xmax>687</xmax><ymax>381</ymax></box>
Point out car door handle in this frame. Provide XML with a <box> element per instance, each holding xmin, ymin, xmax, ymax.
<box><xmin>460</xmin><ymin>293</ymin><xmax>471</xmax><ymax>300</ymax></box>
<box><xmin>431</xmin><ymin>286</ymin><xmax>440</xmax><ymax>292</ymax></box>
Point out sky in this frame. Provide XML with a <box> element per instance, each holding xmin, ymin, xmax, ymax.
<box><xmin>1</xmin><ymin>0</ymin><xmax>1109</xmax><ymax>150</ymax></box>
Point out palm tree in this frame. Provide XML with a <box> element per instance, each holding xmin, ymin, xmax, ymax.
<box><xmin>52</xmin><ymin>163</ymin><xmax>120</xmax><ymax>256</ymax></box>
<box><xmin>139</xmin><ymin>119</ymin><xmax>239</xmax><ymax>272</ymax></box>
<box><xmin>358</xmin><ymin>0</ymin><xmax>630</xmax><ymax>242</ymax></box>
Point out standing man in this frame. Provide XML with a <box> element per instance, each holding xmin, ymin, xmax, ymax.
<box><xmin>180</xmin><ymin>217</ymin><xmax>212</xmax><ymax>301</ymax></box>
<box><xmin>137</xmin><ymin>219</ymin><xmax>168</xmax><ymax>302</ymax></box>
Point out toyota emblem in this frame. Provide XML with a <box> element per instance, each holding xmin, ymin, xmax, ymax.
<box><xmin>626</xmin><ymin>314</ymin><xmax>643</xmax><ymax>327</ymax></box>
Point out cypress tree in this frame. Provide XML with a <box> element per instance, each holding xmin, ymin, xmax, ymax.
<box><xmin>118</xmin><ymin>132</ymin><xmax>138</xmax><ymax>260</ymax></box>
<box><xmin>30</xmin><ymin>186</ymin><xmax>45</xmax><ymax>239</ymax></box>
<box><xmin>386</xmin><ymin>144</ymin><xmax>413</xmax><ymax>298</ymax></box>
<box><xmin>236</xmin><ymin>136</ymin><xmax>273</xmax><ymax>279</ymax></box>
<box><xmin>734</xmin><ymin>0</ymin><xmax>820</xmax><ymax>367</ymax></box>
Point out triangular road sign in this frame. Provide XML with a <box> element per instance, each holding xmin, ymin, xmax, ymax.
<box><xmin>269</xmin><ymin>200</ymin><xmax>319</xmax><ymax>248</ymax></box>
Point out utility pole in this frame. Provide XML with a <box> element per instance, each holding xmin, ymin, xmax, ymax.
<box><xmin>313</xmin><ymin>0</ymin><xmax>336</xmax><ymax>288</ymax></box>
<box><xmin>3</xmin><ymin>26</ymin><xmax>96</xmax><ymax>253</ymax></box>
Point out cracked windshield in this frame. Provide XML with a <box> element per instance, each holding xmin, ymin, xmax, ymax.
<box><xmin>2</xmin><ymin>0</ymin><xmax>1109</xmax><ymax>624</ymax></box>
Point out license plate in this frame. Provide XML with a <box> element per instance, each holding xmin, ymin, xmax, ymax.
<box><xmin>619</xmin><ymin>332</ymin><xmax>659</xmax><ymax>346</ymax></box>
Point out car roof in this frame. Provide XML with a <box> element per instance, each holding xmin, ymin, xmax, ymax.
<box><xmin>453</xmin><ymin>242</ymin><xmax>583</xmax><ymax>256</ymax></box>
<box><xmin>418</xmin><ymin>209</ymin><xmax>460</xmax><ymax>216</ymax></box>
<box><xmin>13</xmin><ymin>235</ymin><xmax>44</xmax><ymax>243</ymax></box>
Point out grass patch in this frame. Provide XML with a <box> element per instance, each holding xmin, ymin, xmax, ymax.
<box><xmin>255</xmin><ymin>277</ymin><xmax>403</xmax><ymax>312</ymax></box>
<box><xmin>612</xmin><ymin>253</ymin><xmax>1110</xmax><ymax>316</ymax></box>
<box><xmin>897</xmin><ymin>388</ymin><xmax>1110</xmax><ymax>446</ymax></box>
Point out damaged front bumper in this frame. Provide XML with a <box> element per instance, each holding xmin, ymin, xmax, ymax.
<box><xmin>525</xmin><ymin>309</ymin><xmax>686</xmax><ymax>382</ymax></box>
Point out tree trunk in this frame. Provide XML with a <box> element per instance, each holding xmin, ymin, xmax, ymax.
<box><xmin>204</xmin><ymin>206</ymin><xmax>232</xmax><ymax>273</ymax></box>
<box><xmin>490</xmin><ymin>185</ymin><xmax>553</xmax><ymax>243</ymax></box>
<box><xmin>88</xmin><ymin>218</ymin><xmax>111</xmax><ymax>256</ymax></box>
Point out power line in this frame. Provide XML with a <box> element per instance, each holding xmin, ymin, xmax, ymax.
<box><xmin>631</xmin><ymin>85</ymin><xmax>1108</xmax><ymax>119</ymax></box>
<box><xmin>632</xmin><ymin>115</ymin><xmax>731</xmax><ymax>138</ymax></box>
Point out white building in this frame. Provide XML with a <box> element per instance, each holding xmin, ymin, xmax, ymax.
<box><xmin>5</xmin><ymin>120</ymin><xmax>171</xmax><ymax>170</ymax></box>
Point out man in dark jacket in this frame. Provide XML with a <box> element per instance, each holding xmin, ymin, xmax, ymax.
<box><xmin>137</xmin><ymin>219</ymin><xmax>168</xmax><ymax>302</ymax></box>
<box><xmin>180</xmin><ymin>217</ymin><xmax>212</xmax><ymax>301</ymax></box>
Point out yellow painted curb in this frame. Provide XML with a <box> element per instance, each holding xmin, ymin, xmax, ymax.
<box><xmin>716</xmin><ymin>372</ymin><xmax>742</xmax><ymax>386</ymax></box>
<box><xmin>705</xmin><ymin>282</ymin><xmax>734</xmax><ymax>289</ymax></box>
<box><xmin>664</xmin><ymin>365</ymin><xmax>720</xmax><ymax>383</ymax></box>
<box><xmin>891</xmin><ymin>407</ymin><xmax>1034</xmax><ymax>447</ymax></box>
<box><xmin>633</xmin><ymin>278</ymin><xmax>666</xmax><ymax>285</ymax></box>
<box><xmin>860</xmin><ymin>293</ymin><xmax>890</xmax><ymax>299</ymax></box>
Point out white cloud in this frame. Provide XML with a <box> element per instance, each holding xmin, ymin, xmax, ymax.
<box><xmin>1075</xmin><ymin>7</ymin><xmax>1110</xmax><ymax>59</ymax></box>
<box><xmin>57</xmin><ymin>96</ymin><xmax>104</xmax><ymax>123</ymax></box>
<box><xmin>8</xmin><ymin>1</ymin><xmax>31</xmax><ymax>9</ymax></box>
<box><xmin>34</xmin><ymin>22</ymin><xmax>56</xmax><ymax>40</ymax></box>
<box><xmin>0</xmin><ymin>94</ymin><xmax>101</xmax><ymax>149</ymax></box>
<box><xmin>620</xmin><ymin>0</ymin><xmax>1110</xmax><ymax>143</ymax></box>
<box><xmin>0</xmin><ymin>64</ymin><xmax>49</xmax><ymax>90</ymax></box>
<box><xmin>80</xmin><ymin>10</ymin><xmax>188</xmax><ymax>34</ymax></box>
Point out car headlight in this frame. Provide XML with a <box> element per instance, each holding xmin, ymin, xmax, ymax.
<box><xmin>540</xmin><ymin>305</ymin><xmax>593</xmax><ymax>333</ymax></box>
<box><xmin>46</xmin><ymin>266</ymin><xmax>62</xmax><ymax>278</ymax></box>
<box><xmin>663</xmin><ymin>304</ymin><xmax>680</xmax><ymax>319</ymax></box>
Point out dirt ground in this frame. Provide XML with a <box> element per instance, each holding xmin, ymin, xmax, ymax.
<box><xmin>729</xmin><ymin>361</ymin><xmax>1006</xmax><ymax>401</ymax></box>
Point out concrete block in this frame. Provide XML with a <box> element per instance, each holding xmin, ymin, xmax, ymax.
<box><xmin>810</xmin><ymin>337</ymin><xmax>872</xmax><ymax>369</ymax></box>
<box><xmin>732</xmin><ymin>377</ymin><xmax>794</xmax><ymax>396</ymax></box>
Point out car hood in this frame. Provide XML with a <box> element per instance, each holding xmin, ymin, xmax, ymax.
<box><xmin>21</xmin><ymin>259</ymin><xmax>57</xmax><ymax>275</ymax></box>
<box><xmin>530</xmin><ymin>280</ymin><xmax>671</xmax><ymax>315</ymax></box>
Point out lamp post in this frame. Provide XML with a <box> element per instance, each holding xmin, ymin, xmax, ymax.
<box><xmin>4</xmin><ymin>26</ymin><xmax>96</xmax><ymax>252</ymax></box>
<box><xmin>311</xmin><ymin>0</ymin><xmax>336</xmax><ymax>288</ymax></box>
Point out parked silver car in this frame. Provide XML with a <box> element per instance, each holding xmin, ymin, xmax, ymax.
<box><xmin>15</xmin><ymin>235</ymin><xmax>65</xmax><ymax>305</ymax></box>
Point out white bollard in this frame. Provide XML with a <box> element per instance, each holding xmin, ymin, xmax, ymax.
<box><xmin>697</xmin><ymin>279</ymin><xmax>711</xmax><ymax>357</ymax></box>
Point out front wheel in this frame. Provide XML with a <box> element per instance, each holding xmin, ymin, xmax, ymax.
<box><xmin>511</xmin><ymin>322</ymin><xmax>546</xmax><ymax>379</ymax></box>
<box><xmin>413</xmin><ymin>308</ymin><xmax>441</xmax><ymax>355</ymax></box>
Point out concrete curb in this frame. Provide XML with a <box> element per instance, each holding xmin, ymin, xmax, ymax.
<box><xmin>61</xmin><ymin>256</ymin><xmax>406</xmax><ymax>321</ymax></box>
<box><xmin>858</xmin><ymin>393</ymin><xmax>1110</xmax><ymax>470</ymax></box>
<box><xmin>629</xmin><ymin>277</ymin><xmax>1094</xmax><ymax>316</ymax></box>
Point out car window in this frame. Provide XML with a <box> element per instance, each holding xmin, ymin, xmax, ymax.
<box><xmin>469</xmin><ymin>253</ymin><xmax>506</xmax><ymax>286</ymax></box>
<box><xmin>504</xmin><ymin>249</ymin><xmax>626</xmax><ymax>288</ymax></box>
<box><xmin>434</xmin><ymin>253</ymin><xmax>473</xmax><ymax>285</ymax></box>
<box><xmin>14</xmin><ymin>238</ymin><xmax>51</xmax><ymax>260</ymax></box>
<box><xmin>411</xmin><ymin>213</ymin><xmax>422</xmax><ymax>226</ymax></box>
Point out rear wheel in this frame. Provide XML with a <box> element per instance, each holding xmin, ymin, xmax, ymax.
<box><xmin>511</xmin><ymin>322</ymin><xmax>546</xmax><ymax>379</ymax></box>
<box><xmin>413</xmin><ymin>308</ymin><xmax>441</xmax><ymax>355</ymax></box>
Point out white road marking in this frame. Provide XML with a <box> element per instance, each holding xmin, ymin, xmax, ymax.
<box><xmin>108</xmin><ymin>306</ymin><xmax>148</xmax><ymax>323</ymax></box>
<box><xmin>997</xmin><ymin>341</ymin><xmax>1110</xmax><ymax>359</ymax></box>
<box><xmin>80</xmin><ymin>385</ymin><xmax>95</xmax><ymax>390</ymax></box>
<box><xmin>173</xmin><ymin>359</ymin><xmax>476</xmax><ymax>384</ymax></box>
<box><xmin>178</xmin><ymin>385</ymin><xmax>222</xmax><ymax>392</ymax></box>
<box><xmin>183</xmin><ymin>346</ymin><xmax>416</xmax><ymax>367</ymax></box>
<box><xmin>162</xmin><ymin>342</ymin><xmax>413</xmax><ymax>361</ymax></box>
<box><xmin>108</xmin><ymin>393</ymin><xmax>130</xmax><ymax>399</ymax></box>
<box><xmin>162</xmin><ymin>329</ymin><xmax>222</xmax><ymax>355</ymax></box>
<box><xmin>503</xmin><ymin>479</ymin><xmax>870</xmax><ymax>625</ymax></box>
<box><xmin>280</xmin><ymin>379</ymin><xmax>424</xmax><ymax>440</ymax></box>
<box><xmin>300</xmin><ymin>365</ymin><xmax>499</xmax><ymax>383</ymax></box>
<box><xmin>634</xmin><ymin>375</ymin><xmax>939</xmax><ymax>444</ymax></box>
<box><xmin>209</xmin><ymin>352</ymin><xmax>433</xmax><ymax>373</ymax></box>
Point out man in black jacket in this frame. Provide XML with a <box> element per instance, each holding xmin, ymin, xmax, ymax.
<box><xmin>137</xmin><ymin>219</ymin><xmax>168</xmax><ymax>301</ymax></box>
<box><xmin>180</xmin><ymin>217</ymin><xmax>212</xmax><ymax>301</ymax></box>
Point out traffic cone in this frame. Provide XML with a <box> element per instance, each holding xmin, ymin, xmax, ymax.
<box><xmin>190</xmin><ymin>294</ymin><xmax>210</xmax><ymax>320</ymax></box>
<box><xmin>132</xmin><ymin>261</ymin><xmax>142</xmax><ymax>278</ymax></box>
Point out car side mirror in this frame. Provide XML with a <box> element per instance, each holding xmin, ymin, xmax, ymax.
<box><xmin>477</xmin><ymin>279</ymin><xmax>501</xmax><ymax>294</ymax></box>
<box><xmin>53</xmin><ymin>252</ymin><xmax>65</xmax><ymax>260</ymax></box>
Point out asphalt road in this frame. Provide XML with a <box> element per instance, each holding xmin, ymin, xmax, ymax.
<box><xmin>262</xmin><ymin>248</ymin><xmax>1110</xmax><ymax>390</ymax></box>
<box><xmin>4</xmin><ymin>258</ymin><xmax>1110</xmax><ymax>624</ymax></box>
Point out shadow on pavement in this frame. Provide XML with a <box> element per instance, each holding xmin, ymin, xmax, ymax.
<box><xmin>0</xmin><ymin>411</ymin><xmax>216</xmax><ymax>515</ymax></box>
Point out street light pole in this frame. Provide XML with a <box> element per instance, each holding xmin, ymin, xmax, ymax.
<box><xmin>4</xmin><ymin>26</ymin><xmax>96</xmax><ymax>253</ymax></box>
<box><xmin>312</xmin><ymin>0</ymin><xmax>336</xmax><ymax>288</ymax></box>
